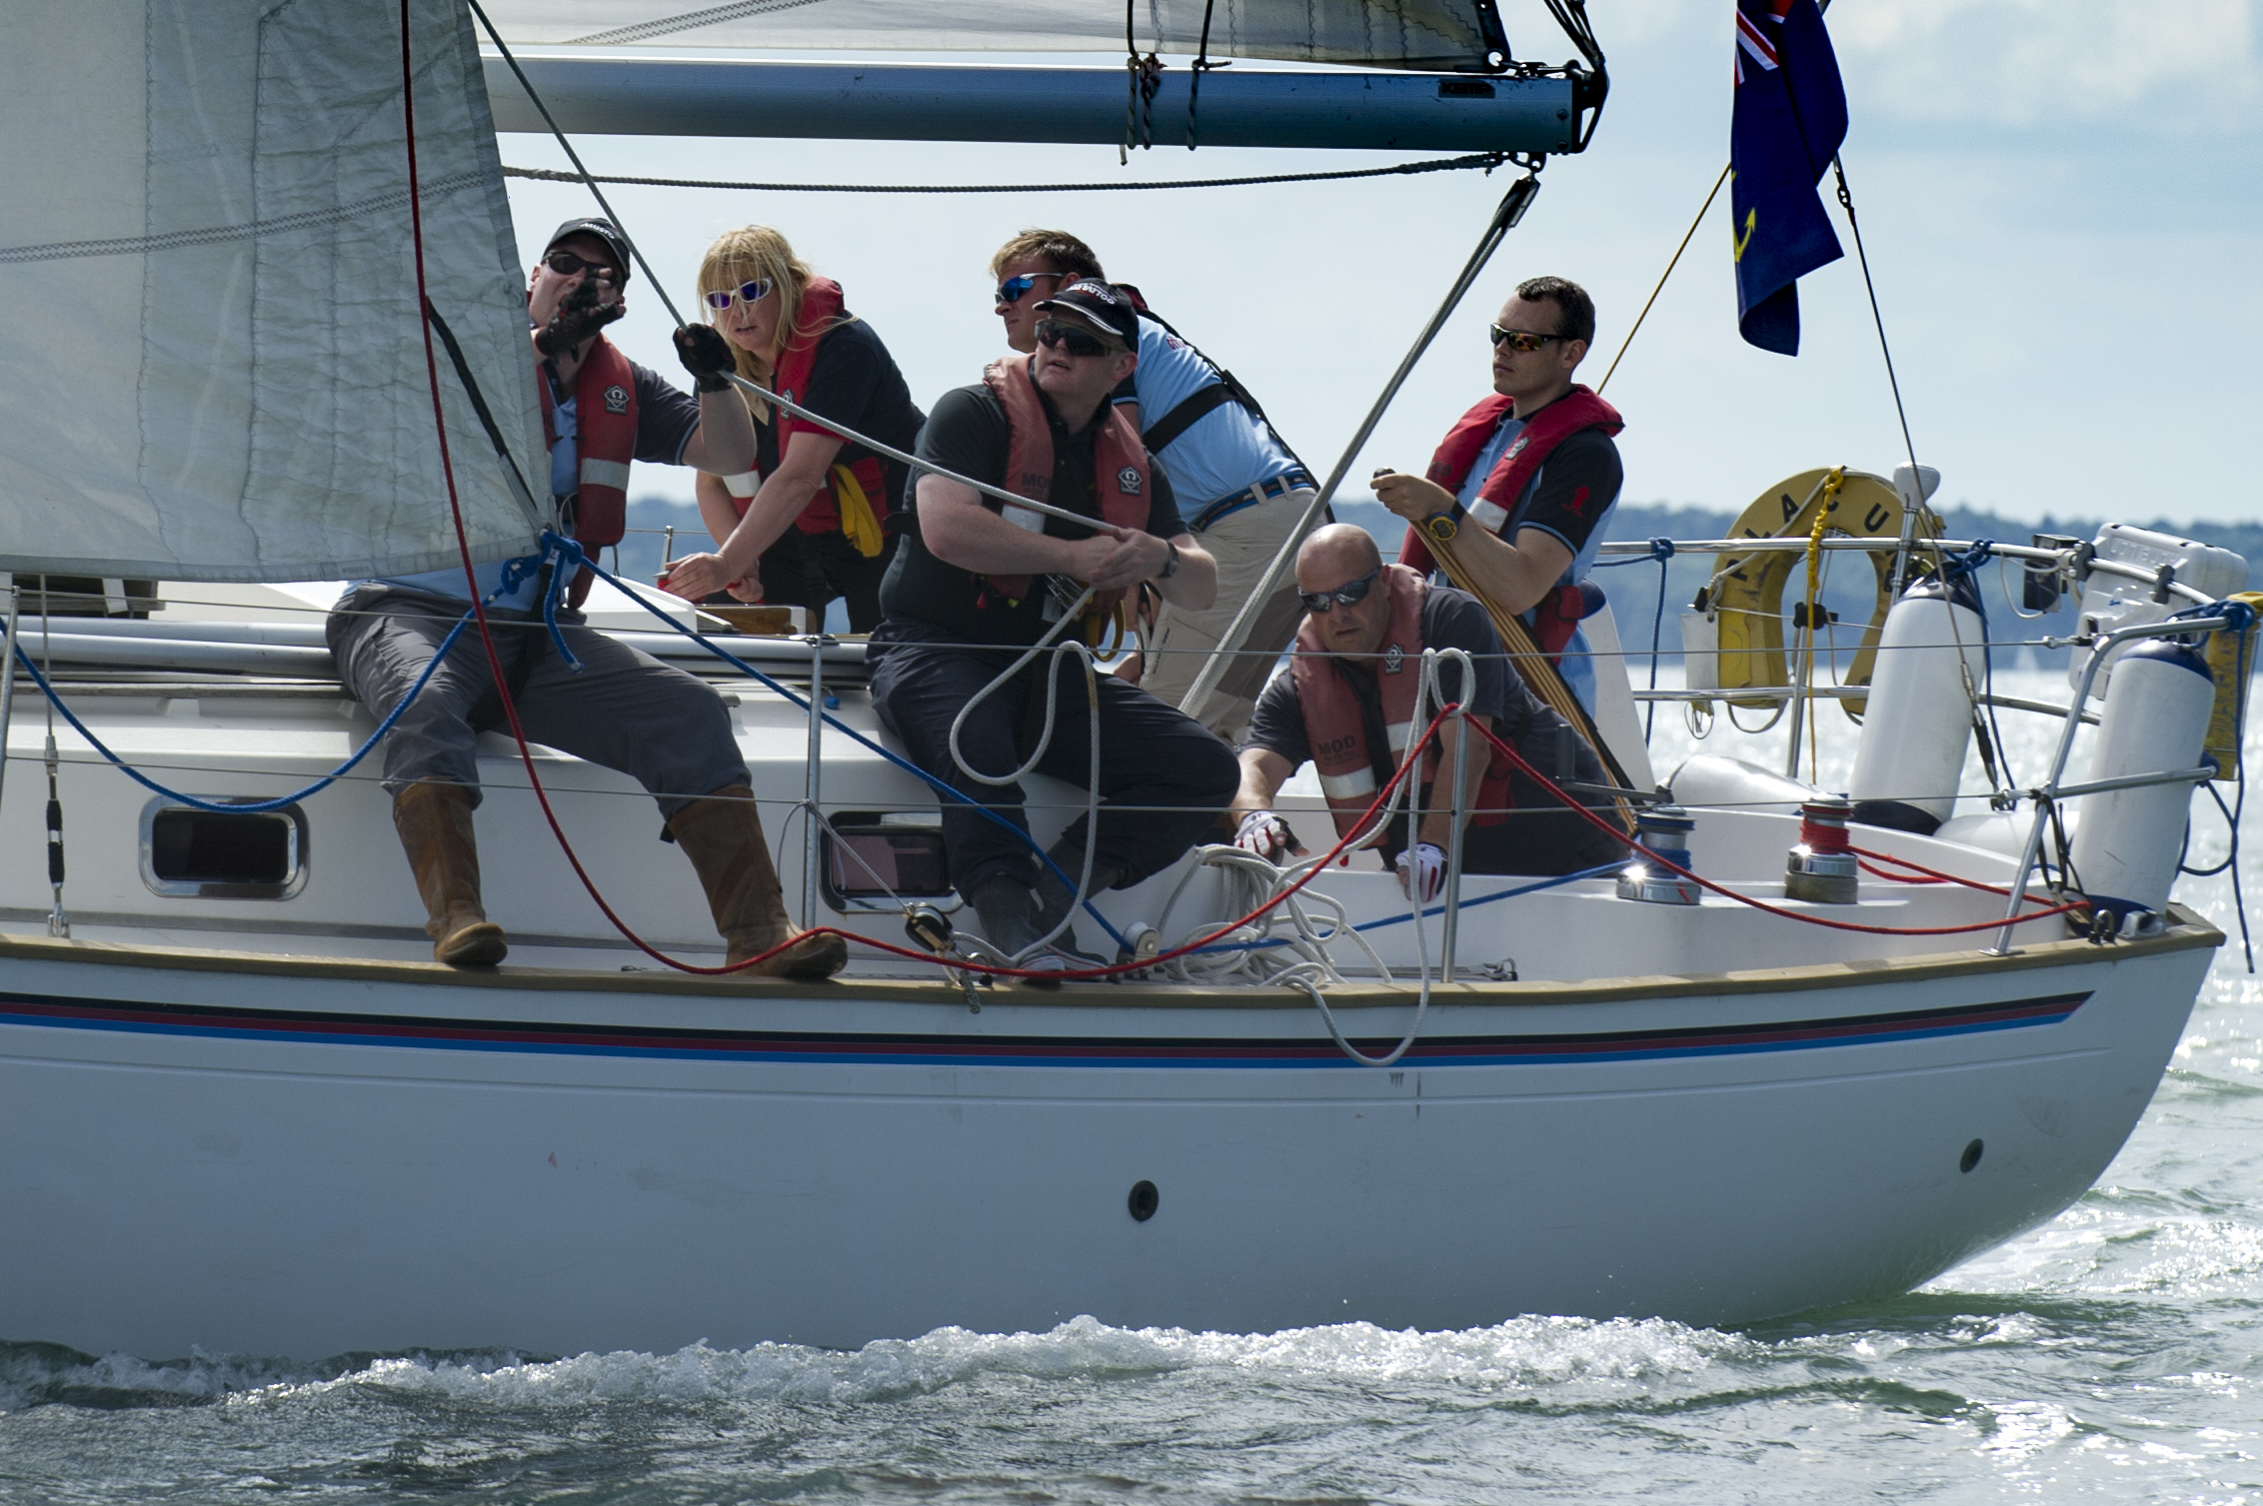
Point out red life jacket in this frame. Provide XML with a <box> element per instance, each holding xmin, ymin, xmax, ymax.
<box><xmin>536</xmin><ymin>333</ymin><xmax>635</xmax><ymax>550</ymax></box>
<box><xmin>1290</xmin><ymin>564</ymin><xmax>1515</xmax><ymax>843</ymax></box>
<box><xmin>977</xmin><ymin>355</ymin><xmax>1151</xmax><ymax>613</ymax></box>
<box><xmin>1399</xmin><ymin>385</ymin><xmax>1623</xmax><ymax>657</ymax></box>
<box><xmin>764</xmin><ymin>276</ymin><xmax>891</xmax><ymax>538</ymax></box>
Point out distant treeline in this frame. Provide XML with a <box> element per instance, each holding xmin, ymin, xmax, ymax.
<box><xmin>611</xmin><ymin>495</ymin><xmax>2259</xmax><ymax>666</ymax></box>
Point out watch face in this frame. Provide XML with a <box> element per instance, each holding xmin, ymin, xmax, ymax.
<box><xmin>1427</xmin><ymin>515</ymin><xmax>1459</xmax><ymax>542</ymax></box>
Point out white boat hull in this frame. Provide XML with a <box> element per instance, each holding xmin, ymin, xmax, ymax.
<box><xmin>0</xmin><ymin>923</ymin><xmax>2211</xmax><ymax>1357</ymax></box>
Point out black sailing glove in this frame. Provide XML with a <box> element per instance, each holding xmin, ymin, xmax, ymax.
<box><xmin>674</xmin><ymin>323</ymin><xmax>738</xmax><ymax>393</ymax></box>
<box><xmin>533</xmin><ymin>277</ymin><xmax>625</xmax><ymax>357</ymax></box>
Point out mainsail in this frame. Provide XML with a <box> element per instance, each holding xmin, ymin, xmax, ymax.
<box><xmin>480</xmin><ymin>0</ymin><xmax>1513</xmax><ymax>73</ymax></box>
<box><xmin>0</xmin><ymin>0</ymin><xmax>543</xmax><ymax>584</ymax></box>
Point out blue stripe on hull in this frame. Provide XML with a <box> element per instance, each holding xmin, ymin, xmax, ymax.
<box><xmin>0</xmin><ymin>989</ymin><xmax>2090</xmax><ymax>1069</ymax></box>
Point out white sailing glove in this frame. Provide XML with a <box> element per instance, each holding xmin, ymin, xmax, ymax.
<box><xmin>1234</xmin><ymin>810</ymin><xmax>1298</xmax><ymax>861</ymax></box>
<box><xmin>1395</xmin><ymin>842</ymin><xmax>1447</xmax><ymax>902</ymax></box>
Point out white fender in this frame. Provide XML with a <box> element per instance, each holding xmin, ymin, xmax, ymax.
<box><xmin>1576</xmin><ymin>596</ymin><xmax>1656</xmax><ymax>792</ymax></box>
<box><xmin>1847</xmin><ymin>577</ymin><xmax>1987</xmax><ymax>835</ymax></box>
<box><xmin>1666</xmin><ymin>754</ymin><xmax>1818</xmax><ymax>815</ymax></box>
<box><xmin>2068</xmin><ymin>639</ymin><xmax>2214</xmax><ymax>926</ymax></box>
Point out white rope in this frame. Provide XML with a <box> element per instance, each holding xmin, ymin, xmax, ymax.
<box><xmin>943</xmin><ymin>588</ymin><xmax>1109</xmax><ymax>963</ymax></box>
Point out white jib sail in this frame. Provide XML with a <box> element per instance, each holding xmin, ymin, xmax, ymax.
<box><xmin>0</xmin><ymin>0</ymin><xmax>545</xmax><ymax>584</ymax></box>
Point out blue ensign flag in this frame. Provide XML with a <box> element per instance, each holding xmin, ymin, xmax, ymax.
<box><xmin>1730</xmin><ymin>0</ymin><xmax>1849</xmax><ymax>354</ymax></box>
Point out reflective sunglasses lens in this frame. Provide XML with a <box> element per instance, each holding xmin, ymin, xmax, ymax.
<box><xmin>738</xmin><ymin>279</ymin><xmax>772</xmax><ymax>304</ymax></box>
<box><xmin>1337</xmin><ymin>574</ymin><xmax>1377</xmax><ymax>606</ymax></box>
<box><xmin>997</xmin><ymin>275</ymin><xmax>1038</xmax><ymax>304</ymax></box>
<box><xmin>704</xmin><ymin>290</ymin><xmax>735</xmax><ymax>310</ymax></box>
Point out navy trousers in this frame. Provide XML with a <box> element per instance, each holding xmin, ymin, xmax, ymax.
<box><xmin>868</xmin><ymin>633</ymin><xmax>1240</xmax><ymax>897</ymax></box>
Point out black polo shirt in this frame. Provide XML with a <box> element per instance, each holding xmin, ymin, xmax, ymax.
<box><xmin>878</xmin><ymin>364</ymin><xmax>1183</xmax><ymax>647</ymax></box>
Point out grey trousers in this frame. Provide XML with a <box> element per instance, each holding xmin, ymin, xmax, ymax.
<box><xmin>327</xmin><ymin>586</ymin><xmax>748</xmax><ymax>818</ymax></box>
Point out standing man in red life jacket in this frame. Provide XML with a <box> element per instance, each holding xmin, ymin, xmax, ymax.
<box><xmin>866</xmin><ymin>279</ymin><xmax>1239</xmax><ymax>970</ymax></box>
<box><xmin>660</xmin><ymin>226</ymin><xmax>924</xmax><ymax>631</ymax></box>
<box><xmin>1229</xmin><ymin>526</ymin><xmax>1625</xmax><ymax>898</ymax></box>
<box><xmin>1373</xmin><ymin>276</ymin><xmax>1625</xmax><ymax>717</ymax></box>
<box><xmin>325</xmin><ymin>217</ymin><xmax>846</xmax><ymax>980</ymax></box>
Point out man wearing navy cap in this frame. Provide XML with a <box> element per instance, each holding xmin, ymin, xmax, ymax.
<box><xmin>986</xmin><ymin>230</ymin><xmax>1314</xmax><ymax>739</ymax></box>
<box><xmin>325</xmin><ymin>218</ymin><xmax>846</xmax><ymax>980</ymax></box>
<box><xmin>868</xmin><ymin>279</ymin><xmax>1238</xmax><ymax>969</ymax></box>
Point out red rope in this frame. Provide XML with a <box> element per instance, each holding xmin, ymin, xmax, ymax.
<box><xmin>1469</xmin><ymin>721</ymin><xmax>2084</xmax><ymax>937</ymax></box>
<box><xmin>1852</xmin><ymin>844</ymin><xmax>2060</xmax><ymax>905</ymax></box>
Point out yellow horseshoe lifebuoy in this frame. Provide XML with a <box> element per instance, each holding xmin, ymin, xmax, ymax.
<box><xmin>1692</xmin><ymin>467</ymin><xmax>1937</xmax><ymax>718</ymax></box>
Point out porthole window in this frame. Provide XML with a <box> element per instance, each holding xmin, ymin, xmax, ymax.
<box><xmin>139</xmin><ymin>799</ymin><xmax>308</xmax><ymax>900</ymax></box>
<box><xmin>821</xmin><ymin>811</ymin><xmax>954</xmax><ymax>913</ymax></box>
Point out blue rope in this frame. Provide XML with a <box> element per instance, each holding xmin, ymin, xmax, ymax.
<box><xmin>1197</xmin><ymin>860</ymin><xmax>1624</xmax><ymax>954</ymax></box>
<box><xmin>564</xmin><ymin>536</ymin><xmax>1133</xmax><ymax>949</ymax></box>
<box><xmin>16</xmin><ymin>613</ymin><xmax>469</xmax><ymax>816</ymax></box>
<box><xmin>1937</xmin><ymin>538</ymin><xmax>1996</xmax><ymax>581</ymax></box>
<box><xmin>1592</xmin><ymin>540</ymin><xmax>1673</xmax><ymax>739</ymax></box>
<box><xmin>6</xmin><ymin>555</ymin><xmax>557</xmax><ymax>816</ymax></box>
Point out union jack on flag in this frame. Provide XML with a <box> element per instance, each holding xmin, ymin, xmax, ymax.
<box><xmin>1729</xmin><ymin>0</ymin><xmax>1847</xmax><ymax>354</ymax></box>
<box><xmin>1734</xmin><ymin>1</ymin><xmax>1783</xmax><ymax>80</ymax></box>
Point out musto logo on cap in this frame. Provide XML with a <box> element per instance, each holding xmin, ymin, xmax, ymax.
<box><xmin>1117</xmin><ymin>466</ymin><xmax>1144</xmax><ymax>495</ymax></box>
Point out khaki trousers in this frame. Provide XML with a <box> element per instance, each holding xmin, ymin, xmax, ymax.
<box><xmin>1135</xmin><ymin>487</ymin><xmax>1315</xmax><ymax>740</ymax></box>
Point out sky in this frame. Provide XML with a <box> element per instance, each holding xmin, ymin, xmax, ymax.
<box><xmin>497</xmin><ymin>0</ymin><xmax>2263</xmax><ymax>528</ymax></box>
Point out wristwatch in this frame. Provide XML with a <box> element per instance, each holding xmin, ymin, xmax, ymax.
<box><xmin>1160</xmin><ymin>540</ymin><xmax>1181</xmax><ymax>579</ymax></box>
<box><xmin>1420</xmin><ymin>509</ymin><xmax>1461</xmax><ymax>544</ymax></box>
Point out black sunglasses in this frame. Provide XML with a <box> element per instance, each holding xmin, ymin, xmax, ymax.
<box><xmin>1035</xmin><ymin>320</ymin><xmax>1122</xmax><ymax>359</ymax></box>
<box><xmin>1298</xmin><ymin>567</ymin><xmax>1382</xmax><ymax>614</ymax></box>
<box><xmin>544</xmin><ymin>248</ymin><xmax>620</xmax><ymax>280</ymax></box>
<box><xmin>1490</xmin><ymin>325</ymin><xmax>1569</xmax><ymax>352</ymax></box>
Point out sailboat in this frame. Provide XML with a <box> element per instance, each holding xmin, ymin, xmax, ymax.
<box><xmin>0</xmin><ymin>0</ymin><xmax>2244</xmax><ymax>1361</ymax></box>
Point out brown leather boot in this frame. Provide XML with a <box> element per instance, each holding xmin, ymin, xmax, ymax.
<box><xmin>391</xmin><ymin>781</ymin><xmax>508</xmax><ymax>967</ymax></box>
<box><xmin>667</xmin><ymin>785</ymin><xmax>848</xmax><ymax>981</ymax></box>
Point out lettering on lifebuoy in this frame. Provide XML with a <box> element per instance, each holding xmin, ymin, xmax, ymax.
<box><xmin>1863</xmin><ymin>502</ymin><xmax>1890</xmax><ymax>531</ymax></box>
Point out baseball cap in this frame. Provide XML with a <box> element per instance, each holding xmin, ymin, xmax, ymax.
<box><xmin>544</xmin><ymin>217</ymin><xmax>632</xmax><ymax>284</ymax></box>
<box><xmin>1034</xmin><ymin>279</ymin><xmax>1139</xmax><ymax>350</ymax></box>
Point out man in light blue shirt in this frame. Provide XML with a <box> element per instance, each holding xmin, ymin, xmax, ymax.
<box><xmin>988</xmin><ymin>229</ymin><xmax>1312</xmax><ymax>737</ymax></box>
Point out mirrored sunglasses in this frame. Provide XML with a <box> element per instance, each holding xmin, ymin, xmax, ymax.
<box><xmin>1298</xmin><ymin>567</ymin><xmax>1382</xmax><ymax>614</ymax></box>
<box><xmin>1489</xmin><ymin>325</ymin><xmax>1569</xmax><ymax>353</ymax></box>
<box><xmin>1034</xmin><ymin>320</ymin><xmax>1121</xmax><ymax>359</ymax></box>
<box><xmin>704</xmin><ymin>278</ymin><xmax>776</xmax><ymax>311</ymax></box>
<box><xmin>995</xmin><ymin>272</ymin><xmax>1061</xmax><ymax>305</ymax></box>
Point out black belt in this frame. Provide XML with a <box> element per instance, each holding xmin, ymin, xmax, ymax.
<box><xmin>1188</xmin><ymin>469</ymin><xmax>1315</xmax><ymax>533</ymax></box>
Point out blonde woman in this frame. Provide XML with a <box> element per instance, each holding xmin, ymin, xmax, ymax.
<box><xmin>661</xmin><ymin>227</ymin><xmax>923</xmax><ymax>631</ymax></box>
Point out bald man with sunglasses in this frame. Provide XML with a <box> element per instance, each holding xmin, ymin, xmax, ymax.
<box><xmin>1230</xmin><ymin>525</ymin><xmax>1622</xmax><ymax>898</ymax></box>
<box><xmin>868</xmin><ymin>280</ymin><xmax>1236</xmax><ymax>968</ymax></box>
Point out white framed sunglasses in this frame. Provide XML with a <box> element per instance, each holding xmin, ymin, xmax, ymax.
<box><xmin>704</xmin><ymin>277</ymin><xmax>775</xmax><ymax>311</ymax></box>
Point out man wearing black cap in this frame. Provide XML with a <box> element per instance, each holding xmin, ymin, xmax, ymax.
<box><xmin>325</xmin><ymin>218</ymin><xmax>847</xmax><ymax>980</ymax></box>
<box><xmin>868</xmin><ymin>279</ymin><xmax>1239</xmax><ymax>968</ymax></box>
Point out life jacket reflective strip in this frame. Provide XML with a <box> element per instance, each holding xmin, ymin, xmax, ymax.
<box><xmin>536</xmin><ymin>333</ymin><xmax>636</xmax><ymax>549</ymax></box>
<box><xmin>976</xmin><ymin>355</ymin><xmax>1150</xmax><ymax>610</ymax></box>
<box><xmin>1290</xmin><ymin>564</ymin><xmax>1515</xmax><ymax>842</ymax></box>
<box><xmin>763</xmin><ymin>275</ymin><xmax>893</xmax><ymax>546</ymax></box>
<box><xmin>1398</xmin><ymin>384</ymin><xmax>1624</xmax><ymax>658</ymax></box>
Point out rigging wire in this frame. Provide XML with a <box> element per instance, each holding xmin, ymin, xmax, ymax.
<box><xmin>1595</xmin><ymin>165</ymin><xmax>1727</xmax><ymax>396</ymax></box>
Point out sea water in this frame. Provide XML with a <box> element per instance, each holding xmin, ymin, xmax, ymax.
<box><xmin>4</xmin><ymin>668</ymin><xmax>2259</xmax><ymax>1503</ymax></box>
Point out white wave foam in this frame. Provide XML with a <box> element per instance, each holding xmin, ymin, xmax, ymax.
<box><xmin>201</xmin><ymin>1313</ymin><xmax>1748</xmax><ymax>1414</ymax></box>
